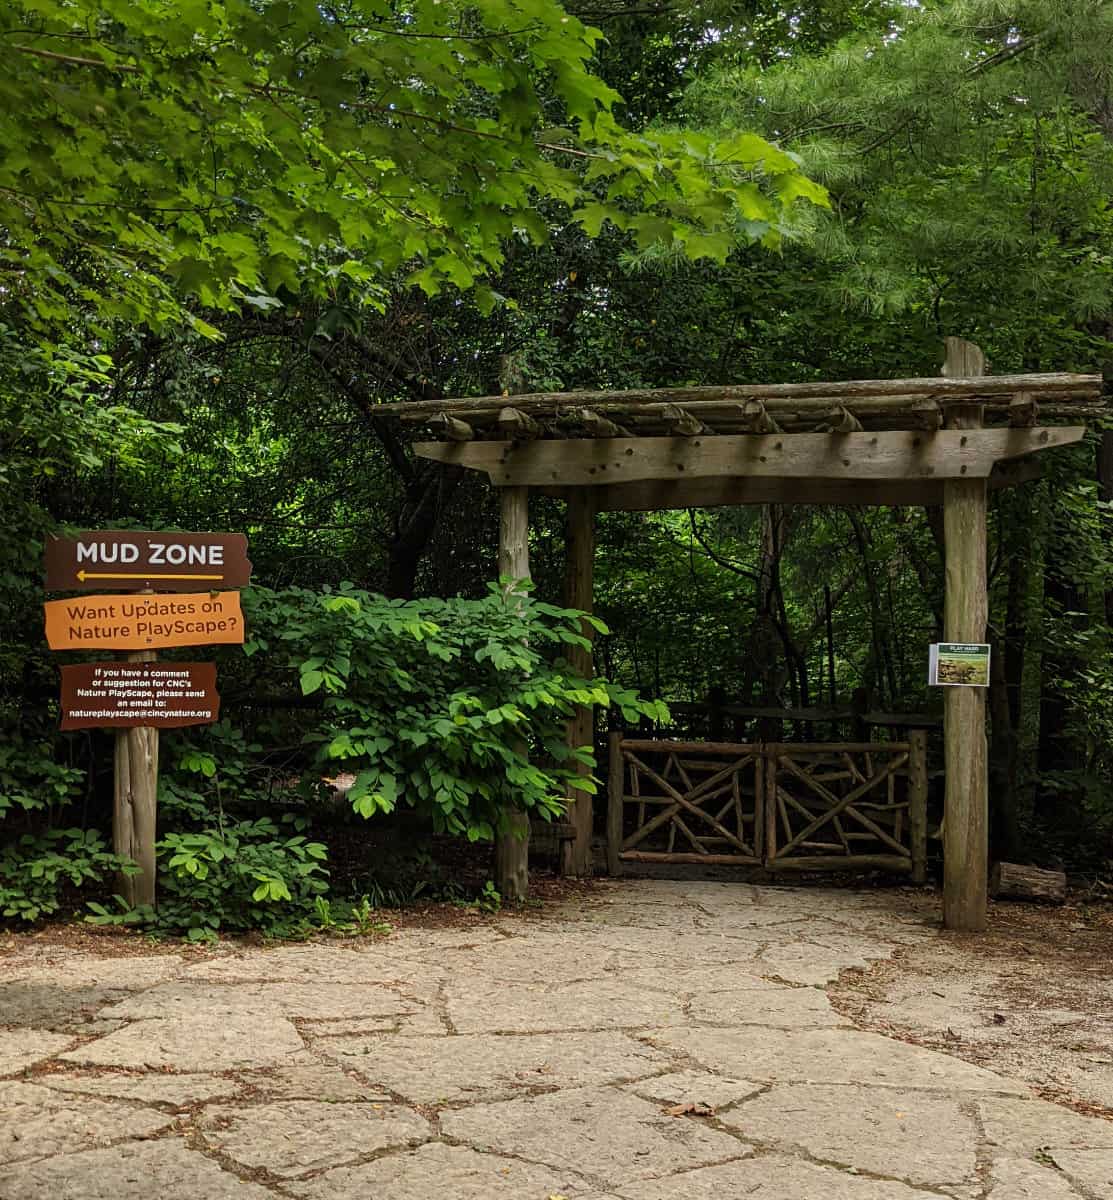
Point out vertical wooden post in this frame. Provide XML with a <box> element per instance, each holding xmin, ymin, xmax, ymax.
<box><xmin>496</xmin><ymin>486</ymin><xmax>530</xmax><ymax>901</ymax></box>
<box><xmin>908</xmin><ymin>728</ymin><xmax>929</xmax><ymax>885</ymax></box>
<box><xmin>114</xmin><ymin>635</ymin><xmax>158</xmax><ymax>908</ymax></box>
<box><xmin>942</xmin><ymin>337</ymin><xmax>989</xmax><ymax>931</ymax></box>
<box><xmin>562</xmin><ymin>490</ymin><xmax>596</xmax><ymax>876</ymax></box>
<box><xmin>763</xmin><ymin>746</ymin><xmax>778</xmax><ymax>866</ymax></box>
<box><xmin>606</xmin><ymin>730</ymin><xmax>624</xmax><ymax>876</ymax></box>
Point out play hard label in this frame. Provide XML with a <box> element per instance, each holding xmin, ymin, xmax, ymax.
<box><xmin>43</xmin><ymin>592</ymin><xmax>245</xmax><ymax>650</ymax></box>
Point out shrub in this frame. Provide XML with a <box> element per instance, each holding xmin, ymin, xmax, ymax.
<box><xmin>239</xmin><ymin>580</ymin><xmax>666</xmax><ymax>840</ymax></box>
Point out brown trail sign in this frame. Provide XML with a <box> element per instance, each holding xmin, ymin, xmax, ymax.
<box><xmin>43</xmin><ymin>529</ymin><xmax>252</xmax><ymax>911</ymax></box>
<box><xmin>43</xmin><ymin>591</ymin><xmax>244</xmax><ymax>651</ymax></box>
<box><xmin>59</xmin><ymin>662</ymin><xmax>220</xmax><ymax>730</ymax></box>
<box><xmin>45</xmin><ymin>531</ymin><xmax>251</xmax><ymax>592</ymax></box>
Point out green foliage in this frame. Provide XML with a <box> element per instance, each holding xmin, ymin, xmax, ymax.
<box><xmin>687</xmin><ymin>0</ymin><xmax>1113</xmax><ymax>353</ymax></box>
<box><xmin>155</xmin><ymin>818</ymin><xmax>329</xmax><ymax>940</ymax></box>
<box><xmin>87</xmin><ymin>817</ymin><xmax>330</xmax><ymax>941</ymax></box>
<box><xmin>0</xmin><ymin>737</ymin><xmax>83</xmax><ymax>818</ymax></box>
<box><xmin>2</xmin><ymin>829</ymin><xmax>133</xmax><ymax>922</ymax></box>
<box><xmin>1</xmin><ymin>0</ymin><xmax>821</xmax><ymax>341</ymax></box>
<box><xmin>241</xmin><ymin>580</ymin><xmax>666</xmax><ymax>838</ymax></box>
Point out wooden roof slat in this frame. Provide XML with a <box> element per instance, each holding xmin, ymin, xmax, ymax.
<box><xmin>385</xmin><ymin>372</ymin><xmax>1102</xmax><ymax>421</ymax></box>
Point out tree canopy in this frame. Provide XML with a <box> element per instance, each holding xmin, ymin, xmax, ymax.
<box><xmin>2</xmin><ymin>0</ymin><xmax>824</xmax><ymax>339</ymax></box>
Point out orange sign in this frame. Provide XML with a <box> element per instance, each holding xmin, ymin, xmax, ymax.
<box><xmin>44</xmin><ymin>592</ymin><xmax>244</xmax><ymax>651</ymax></box>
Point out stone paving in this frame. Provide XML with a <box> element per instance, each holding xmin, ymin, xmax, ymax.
<box><xmin>2</xmin><ymin>881</ymin><xmax>1112</xmax><ymax>1199</ymax></box>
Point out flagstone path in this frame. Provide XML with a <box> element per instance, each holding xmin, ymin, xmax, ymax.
<box><xmin>2</xmin><ymin>881</ymin><xmax>1111</xmax><ymax>1199</ymax></box>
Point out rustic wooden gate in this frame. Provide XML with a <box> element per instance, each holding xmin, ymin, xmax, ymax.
<box><xmin>607</xmin><ymin>732</ymin><xmax>927</xmax><ymax>880</ymax></box>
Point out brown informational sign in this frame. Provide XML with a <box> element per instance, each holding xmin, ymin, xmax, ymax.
<box><xmin>43</xmin><ymin>591</ymin><xmax>245</xmax><ymax>651</ymax></box>
<box><xmin>45</xmin><ymin>531</ymin><xmax>251</xmax><ymax>592</ymax></box>
<box><xmin>59</xmin><ymin>662</ymin><xmax>220</xmax><ymax>730</ymax></box>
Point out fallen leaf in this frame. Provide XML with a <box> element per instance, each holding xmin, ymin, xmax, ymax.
<box><xmin>665</xmin><ymin>1102</ymin><xmax>715</xmax><ymax>1117</ymax></box>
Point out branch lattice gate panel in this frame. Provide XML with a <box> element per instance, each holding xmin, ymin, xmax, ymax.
<box><xmin>607</xmin><ymin>735</ymin><xmax>927</xmax><ymax>880</ymax></box>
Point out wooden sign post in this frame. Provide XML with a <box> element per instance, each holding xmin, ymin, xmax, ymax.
<box><xmin>44</xmin><ymin>531</ymin><xmax>249</xmax><ymax>909</ymax></box>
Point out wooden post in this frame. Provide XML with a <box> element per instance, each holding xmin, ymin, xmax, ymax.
<box><xmin>562</xmin><ymin>490</ymin><xmax>596</xmax><ymax>876</ymax></box>
<box><xmin>606</xmin><ymin>730</ymin><xmax>624</xmax><ymax>876</ymax></box>
<box><xmin>763</xmin><ymin>746</ymin><xmax>778</xmax><ymax>865</ymax></box>
<box><xmin>114</xmin><ymin>613</ymin><xmax>158</xmax><ymax>908</ymax></box>
<box><xmin>908</xmin><ymin>728</ymin><xmax>928</xmax><ymax>885</ymax></box>
<box><xmin>496</xmin><ymin>486</ymin><xmax>530</xmax><ymax>901</ymax></box>
<box><xmin>942</xmin><ymin>337</ymin><xmax>989</xmax><ymax>931</ymax></box>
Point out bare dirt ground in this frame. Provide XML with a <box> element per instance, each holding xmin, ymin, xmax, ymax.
<box><xmin>829</xmin><ymin>890</ymin><xmax>1113</xmax><ymax>1119</ymax></box>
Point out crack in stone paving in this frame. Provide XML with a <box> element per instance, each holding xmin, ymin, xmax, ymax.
<box><xmin>3</xmin><ymin>883</ymin><xmax>1112</xmax><ymax>1200</ymax></box>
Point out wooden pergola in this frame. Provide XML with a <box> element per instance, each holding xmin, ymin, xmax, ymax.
<box><xmin>383</xmin><ymin>340</ymin><xmax>1105</xmax><ymax>931</ymax></box>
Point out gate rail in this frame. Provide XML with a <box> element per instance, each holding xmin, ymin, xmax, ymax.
<box><xmin>606</xmin><ymin>732</ymin><xmax>927</xmax><ymax>881</ymax></box>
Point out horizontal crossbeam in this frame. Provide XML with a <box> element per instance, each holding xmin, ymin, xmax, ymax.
<box><xmin>541</xmin><ymin>459</ymin><xmax>1039</xmax><ymax>510</ymax></box>
<box><xmin>415</xmin><ymin>428</ymin><xmax>1084</xmax><ymax>489</ymax></box>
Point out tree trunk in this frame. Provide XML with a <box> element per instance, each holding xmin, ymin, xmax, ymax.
<box><xmin>385</xmin><ymin>463</ymin><xmax>463</xmax><ymax>598</ymax></box>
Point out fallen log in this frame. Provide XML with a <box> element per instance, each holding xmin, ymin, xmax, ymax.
<box><xmin>989</xmin><ymin>861</ymin><xmax>1066</xmax><ymax>904</ymax></box>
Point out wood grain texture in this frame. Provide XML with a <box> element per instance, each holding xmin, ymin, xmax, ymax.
<box><xmin>908</xmin><ymin>729</ymin><xmax>929</xmax><ymax>885</ymax></box>
<box><xmin>607</xmin><ymin>731</ymin><xmax>624</xmax><ymax>877</ymax></box>
<box><xmin>989</xmin><ymin>861</ymin><xmax>1066</xmax><ymax>902</ymax></box>
<box><xmin>942</xmin><ymin>343</ymin><xmax>990</xmax><ymax>933</ymax></box>
<box><xmin>495</xmin><ymin>486</ymin><xmax>530</xmax><ymax>901</ymax></box>
<box><xmin>539</xmin><ymin>458</ymin><xmax>1041</xmax><ymax>511</ymax></box>
<box><xmin>561</xmin><ymin>491</ymin><xmax>595</xmax><ymax>877</ymax></box>
<box><xmin>415</xmin><ymin>428</ymin><xmax>1083</xmax><ymax>488</ymax></box>
<box><xmin>114</xmin><ymin>648</ymin><xmax>158</xmax><ymax>907</ymax></box>
<box><xmin>383</xmin><ymin>370</ymin><xmax>1101</xmax><ymax>418</ymax></box>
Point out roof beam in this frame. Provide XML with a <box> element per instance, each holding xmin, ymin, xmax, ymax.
<box><xmin>539</xmin><ymin>459</ymin><xmax>1041</xmax><ymax>511</ymax></box>
<box><xmin>415</xmin><ymin>428</ymin><xmax>1085</xmax><ymax>488</ymax></box>
<box><xmin>385</xmin><ymin>372</ymin><xmax>1102</xmax><ymax>419</ymax></box>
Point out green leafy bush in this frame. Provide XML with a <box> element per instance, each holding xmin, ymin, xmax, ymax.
<box><xmin>2</xmin><ymin>828</ymin><xmax>133</xmax><ymax>922</ymax></box>
<box><xmin>0</xmin><ymin>736</ymin><xmax>129</xmax><ymax>922</ymax></box>
<box><xmin>241</xmin><ymin>580</ymin><xmax>667</xmax><ymax>839</ymax></box>
<box><xmin>89</xmin><ymin>817</ymin><xmax>329</xmax><ymax>941</ymax></box>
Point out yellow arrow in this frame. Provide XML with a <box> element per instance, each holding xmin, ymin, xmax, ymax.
<box><xmin>76</xmin><ymin>570</ymin><xmax>224</xmax><ymax>582</ymax></box>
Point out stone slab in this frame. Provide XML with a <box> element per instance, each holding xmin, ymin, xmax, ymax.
<box><xmin>0</xmin><ymin>1138</ymin><xmax>277</xmax><ymax>1200</ymax></box>
<box><xmin>286</xmin><ymin>1140</ymin><xmax>584</xmax><ymax>1199</ymax></box>
<box><xmin>236</xmin><ymin>1062</ymin><xmax>389</xmax><ymax>1101</ymax></box>
<box><xmin>183</xmin><ymin>944</ymin><xmax>422</xmax><ymax>984</ymax></box>
<box><xmin>757</xmin><ymin>941</ymin><xmax>893</xmax><ymax>986</ymax></box>
<box><xmin>0</xmin><ymin>1027</ymin><xmax>72</xmax><ymax>1075</ymax></box>
<box><xmin>614</xmin><ymin>1155</ymin><xmax>940</xmax><ymax>1198</ymax></box>
<box><xmin>687</xmin><ymin>986</ymin><xmax>842</xmax><ymax>1028</ymax></box>
<box><xmin>976</xmin><ymin>1096</ymin><xmax>1113</xmax><ymax>1156</ymax></box>
<box><xmin>1048</xmin><ymin>1148</ymin><xmax>1113</xmax><ymax>1196</ymax></box>
<box><xmin>59</xmin><ymin>1012</ymin><xmax>306</xmax><ymax>1071</ymax></box>
<box><xmin>39</xmin><ymin>1070</ymin><xmax>241</xmax><ymax>1108</ymax></box>
<box><xmin>0</xmin><ymin>1080</ymin><xmax>172</xmax><ymax>1165</ymax></box>
<box><xmin>199</xmin><ymin>1098</ymin><xmax>429</xmax><ymax>1177</ymax></box>
<box><xmin>650</xmin><ymin>1027</ymin><xmax>1030</xmax><ymax>1093</ymax></box>
<box><xmin>988</xmin><ymin>1158</ymin><xmax>1084</xmax><ymax>1199</ymax></box>
<box><xmin>719</xmin><ymin>1083</ymin><xmax>977</xmax><ymax>1186</ymax></box>
<box><xmin>623</xmin><ymin>964</ymin><xmax>783</xmax><ymax>996</ymax></box>
<box><xmin>101</xmin><ymin>980</ymin><xmax>418</xmax><ymax>1021</ymax></box>
<box><xmin>4</xmin><ymin>956</ymin><xmax>184</xmax><ymax>991</ymax></box>
<box><xmin>441</xmin><ymin>1085</ymin><xmax>748</xmax><ymax>1186</ymax></box>
<box><xmin>620</xmin><ymin>1070</ymin><xmax>762</xmax><ymax>1110</ymax></box>
<box><xmin>447</xmin><ymin>977</ymin><xmax>687</xmax><ymax>1034</ymax></box>
<box><xmin>318</xmin><ymin>1030</ymin><xmax>669</xmax><ymax>1104</ymax></box>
